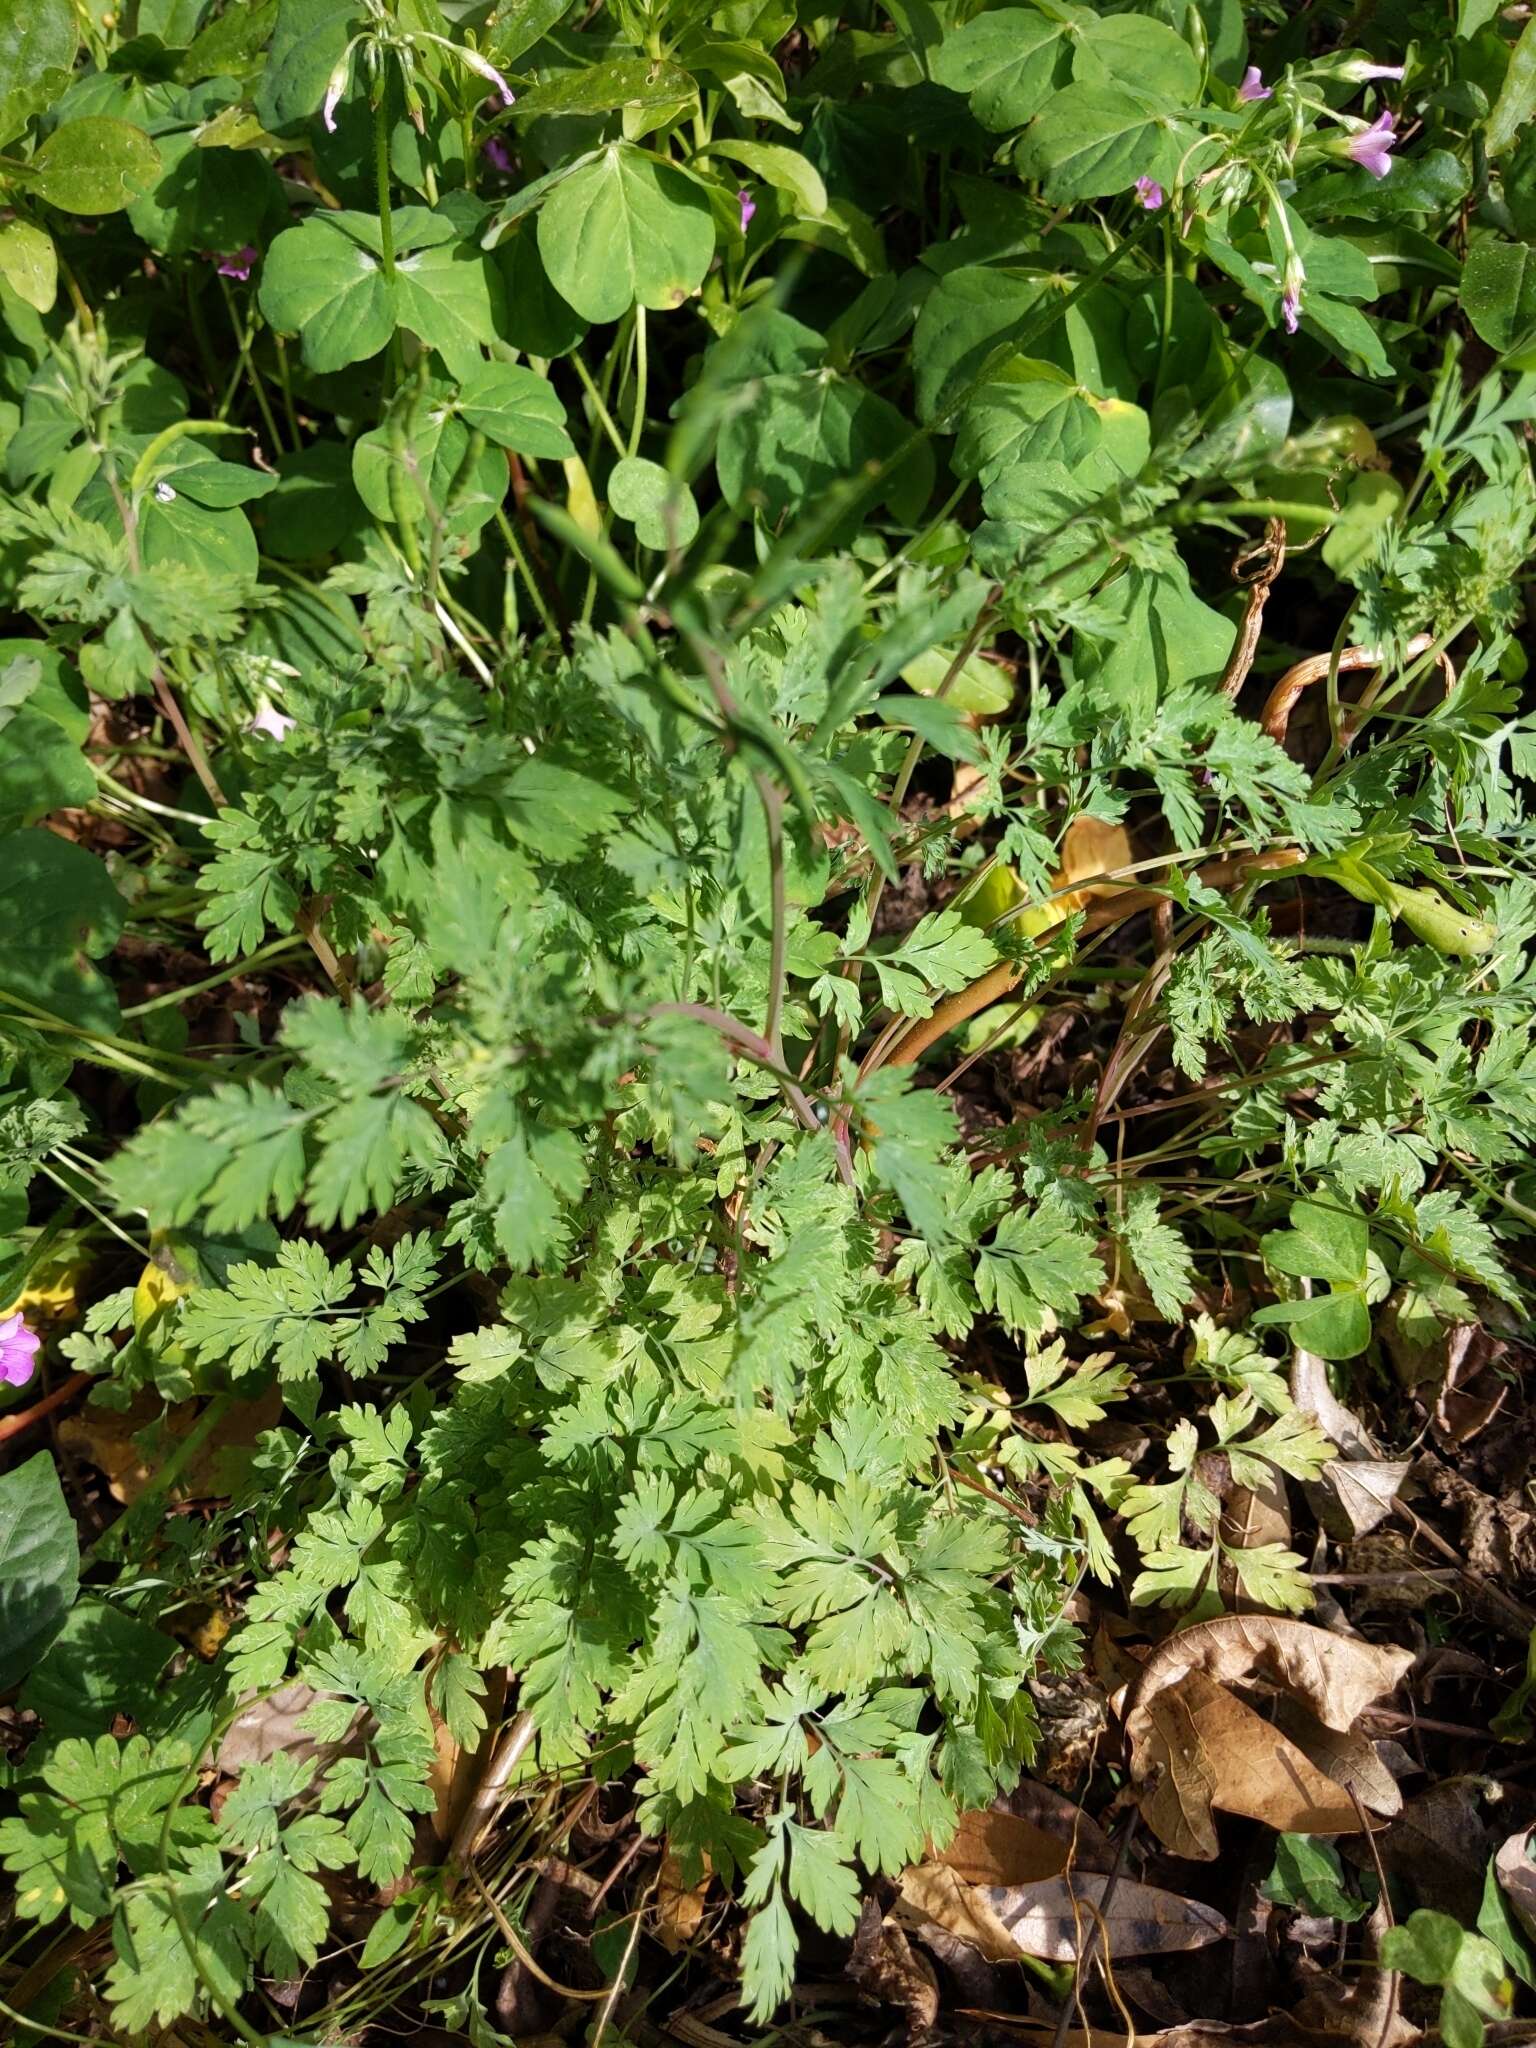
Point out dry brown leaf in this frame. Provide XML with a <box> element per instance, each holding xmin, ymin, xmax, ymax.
<box><xmin>61</xmin><ymin>1385</ymin><xmax>283</xmax><ymax>1506</ymax></box>
<box><xmin>1291</xmin><ymin>1348</ymin><xmax>1377</xmax><ymax>1456</ymax></box>
<box><xmin>1125</xmin><ymin>1616</ymin><xmax>1413</xmax><ymax>1737</ymax></box>
<box><xmin>1128</xmin><ymin>1663</ymin><xmax>1364</xmax><ymax>1860</ymax></box>
<box><xmin>1496</xmin><ymin>1827</ymin><xmax>1536</xmax><ymax>1945</ymax></box>
<box><xmin>847</xmin><ymin>1899</ymin><xmax>940</xmax><ymax>2033</ymax></box>
<box><xmin>1122</xmin><ymin>1617</ymin><xmax>1412</xmax><ymax>1858</ymax></box>
<box><xmin>1311</xmin><ymin>1458</ymin><xmax>1409</xmax><ymax>1540</ymax></box>
<box><xmin>895</xmin><ymin>1865</ymin><xmax>1020</xmax><ymax>1964</ymax></box>
<box><xmin>978</xmin><ymin>1873</ymin><xmax>1228</xmax><ymax>1961</ymax></box>
<box><xmin>655</xmin><ymin>1848</ymin><xmax>711</xmax><ymax>1954</ymax></box>
<box><xmin>1273</xmin><ymin>1701</ymin><xmax>1404</xmax><ymax>1821</ymax></box>
<box><xmin>1375</xmin><ymin>1780</ymin><xmax>1492</xmax><ymax>1923</ymax></box>
<box><xmin>935</xmin><ymin>1805</ymin><xmax>1068</xmax><ymax>1886</ymax></box>
<box><xmin>1220</xmin><ymin>1467</ymin><xmax>1292</xmax><ymax>1613</ymax></box>
<box><xmin>217</xmin><ymin>1683</ymin><xmax>365</xmax><ymax>1773</ymax></box>
<box><xmin>1056</xmin><ymin>815</ymin><xmax>1135</xmax><ymax>912</ymax></box>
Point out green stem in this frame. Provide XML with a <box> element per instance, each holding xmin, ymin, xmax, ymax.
<box><xmin>375</xmin><ymin>94</ymin><xmax>396</xmax><ymax>283</ymax></box>
<box><xmin>495</xmin><ymin>506</ymin><xmax>561</xmax><ymax>639</ymax></box>
<box><xmin>119</xmin><ymin>939</ymin><xmax>308</xmax><ymax>1018</ymax></box>
<box><xmin>572</xmin><ymin>350</ymin><xmax>628</xmax><ymax>461</ymax></box>
<box><xmin>87</xmin><ymin>1394</ymin><xmax>236</xmax><ymax>1565</ymax></box>
<box><xmin>628</xmin><ymin>306</ymin><xmax>647</xmax><ymax>458</ymax></box>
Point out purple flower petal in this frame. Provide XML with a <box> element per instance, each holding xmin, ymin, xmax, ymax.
<box><xmin>1282</xmin><ymin>287</ymin><xmax>1301</xmax><ymax>335</ymax></box>
<box><xmin>1347</xmin><ymin>110</ymin><xmax>1396</xmax><ymax>178</ymax></box>
<box><xmin>216</xmin><ymin>244</ymin><xmax>258</xmax><ymax>282</ymax></box>
<box><xmin>482</xmin><ymin>135</ymin><xmax>513</xmax><ymax>175</ymax></box>
<box><xmin>1238</xmin><ymin>65</ymin><xmax>1271</xmax><ymax>102</ymax></box>
<box><xmin>0</xmin><ymin>1311</ymin><xmax>40</xmax><ymax>1390</ymax></box>
<box><xmin>1133</xmin><ymin>174</ymin><xmax>1164</xmax><ymax>211</ymax></box>
<box><xmin>738</xmin><ymin>187</ymin><xmax>756</xmax><ymax>234</ymax></box>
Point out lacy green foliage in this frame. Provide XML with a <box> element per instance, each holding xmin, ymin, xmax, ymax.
<box><xmin>0</xmin><ymin>0</ymin><xmax>1533</xmax><ymax>2034</ymax></box>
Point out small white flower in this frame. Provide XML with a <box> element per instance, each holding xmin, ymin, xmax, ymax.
<box><xmin>153</xmin><ymin>480</ymin><xmax>177</xmax><ymax>503</ymax></box>
<box><xmin>249</xmin><ymin>700</ymin><xmax>297</xmax><ymax>743</ymax></box>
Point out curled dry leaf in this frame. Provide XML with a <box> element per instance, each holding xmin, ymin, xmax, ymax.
<box><xmin>1496</xmin><ymin>1826</ymin><xmax>1536</xmax><ymax>1946</ymax></box>
<box><xmin>847</xmin><ymin>1898</ymin><xmax>941</xmax><ymax>2033</ymax></box>
<box><xmin>1126</xmin><ymin>1616</ymin><xmax>1414</xmax><ymax>1734</ymax></box>
<box><xmin>1291</xmin><ymin>1345</ymin><xmax>1407</xmax><ymax>1537</ymax></box>
<box><xmin>1122</xmin><ymin>1618</ymin><xmax>1412</xmax><ymax>1860</ymax></box>
<box><xmin>1273</xmin><ymin>1699</ymin><xmax>1404</xmax><ymax>1820</ymax></box>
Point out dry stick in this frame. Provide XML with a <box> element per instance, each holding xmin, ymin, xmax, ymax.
<box><xmin>1219</xmin><ymin>517</ymin><xmax>1287</xmax><ymax>700</ymax></box>
<box><xmin>874</xmin><ymin>849</ymin><xmax>1306</xmax><ymax>1072</ymax></box>
<box><xmin>0</xmin><ymin>1371</ymin><xmax>88</xmax><ymax>1445</ymax></box>
<box><xmin>449</xmin><ymin>1707</ymin><xmax>539</xmax><ymax>1870</ymax></box>
<box><xmin>464</xmin><ymin>1862</ymin><xmax>613</xmax><ymax>2003</ymax></box>
<box><xmin>1048</xmin><ymin>1809</ymin><xmax>1137</xmax><ymax>2048</ymax></box>
<box><xmin>1347</xmin><ymin>1783</ymin><xmax>1400</xmax><ymax>2048</ymax></box>
<box><xmin>1260</xmin><ymin>630</ymin><xmax>1453</xmax><ymax>743</ymax></box>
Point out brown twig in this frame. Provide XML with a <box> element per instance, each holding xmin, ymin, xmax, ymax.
<box><xmin>1220</xmin><ymin>517</ymin><xmax>1287</xmax><ymax>700</ymax></box>
<box><xmin>1261</xmin><ymin>631</ymin><xmax>1454</xmax><ymax>743</ymax></box>
<box><xmin>0</xmin><ymin>1371</ymin><xmax>88</xmax><ymax>1445</ymax></box>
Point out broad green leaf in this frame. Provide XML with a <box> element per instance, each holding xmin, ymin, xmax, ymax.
<box><xmin>1262</xmin><ymin>1200</ymin><xmax>1368</xmax><ymax>1288</ymax></box>
<box><xmin>456</xmin><ymin>360</ymin><xmax>574</xmax><ymax>458</ymax></box>
<box><xmin>1321</xmin><ymin>471</ymin><xmax>1403</xmax><ymax>574</ymax></box>
<box><xmin>255</xmin><ymin>0</ymin><xmax>358</xmax><ymax>131</ymax></box>
<box><xmin>911</xmin><ymin>264</ymin><xmax>1048</xmax><ymax>422</ymax></box>
<box><xmin>27</xmin><ymin>117</ymin><xmax>161</xmax><ymax>215</ymax></box>
<box><xmin>702</xmin><ymin>139</ymin><xmax>827</xmax><ymax>216</ymax></box>
<box><xmin>930</xmin><ymin>10</ymin><xmax>1066</xmax><ymax>131</ymax></box>
<box><xmin>1462</xmin><ymin>239</ymin><xmax>1536</xmax><ymax>357</ymax></box>
<box><xmin>393</xmin><ymin>236</ymin><xmax>504</xmax><ymax>381</ymax></box>
<box><xmin>1488</xmin><ymin>15</ymin><xmax>1536</xmax><ymax>158</ymax></box>
<box><xmin>125</xmin><ymin>128</ymin><xmax>277</xmax><ymax>257</ymax></box>
<box><xmin>0</xmin><ymin>0</ymin><xmax>77</xmax><ymax>149</ymax></box>
<box><xmin>1014</xmin><ymin>83</ymin><xmax>1190</xmax><ymax>204</ymax></box>
<box><xmin>1262</xmin><ymin>1834</ymin><xmax>1373</xmax><ymax>1922</ymax></box>
<box><xmin>900</xmin><ymin>644</ymin><xmax>1013</xmax><ymax>716</ymax></box>
<box><xmin>352</xmin><ymin>408</ymin><xmax>507</xmax><ymax>536</ymax></box>
<box><xmin>258</xmin><ymin>214</ymin><xmax>394</xmax><ymax>372</ymax></box>
<box><xmin>1073</xmin><ymin>12</ymin><xmax>1202</xmax><ymax>103</ymax></box>
<box><xmin>490</xmin><ymin>0</ymin><xmax>576</xmax><ymax>66</ymax></box>
<box><xmin>537</xmin><ymin>145</ymin><xmax>715</xmax><ymax>324</ymax></box>
<box><xmin>0</xmin><ymin>830</ymin><xmax>127</xmax><ymax>1031</ymax></box>
<box><xmin>0</xmin><ymin>707</ymin><xmax>93</xmax><ymax>830</ymax></box>
<box><xmin>607</xmin><ymin>455</ymin><xmax>699</xmax><ymax>548</ymax></box>
<box><xmin>513</xmin><ymin>57</ymin><xmax>697</xmax><ymax>120</ymax></box>
<box><xmin>956</xmin><ymin>367</ymin><xmax>1103</xmax><ymax>485</ymax></box>
<box><xmin>0</xmin><ymin>1451</ymin><xmax>79</xmax><ymax>1681</ymax></box>
<box><xmin>717</xmin><ymin>370</ymin><xmax>922</xmax><ymax>524</ymax></box>
<box><xmin>20</xmin><ymin>1599</ymin><xmax>176</xmax><ymax>1736</ymax></box>
<box><xmin>1250</xmin><ymin>1286</ymin><xmax>1371</xmax><ymax>1362</ymax></box>
<box><xmin>0</xmin><ymin>219</ymin><xmax>56</xmax><ymax>312</ymax></box>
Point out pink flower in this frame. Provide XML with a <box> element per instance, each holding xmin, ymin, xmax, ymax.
<box><xmin>321</xmin><ymin>49</ymin><xmax>352</xmax><ymax>134</ymax></box>
<box><xmin>1133</xmin><ymin>175</ymin><xmax>1164</xmax><ymax>210</ymax></box>
<box><xmin>216</xmin><ymin>245</ymin><xmax>258</xmax><ymax>282</ymax></box>
<box><xmin>738</xmin><ymin>187</ymin><xmax>756</xmax><ymax>234</ymax></box>
<box><xmin>1347</xmin><ymin>111</ymin><xmax>1397</xmax><ymax>178</ymax></box>
<box><xmin>0</xmin><ymin>1312</ymin><xmax>40</xmax><ymax>1389</ymax></box>
<box><xmin>482</xmin><ymin>134</ymin><xmax>513</xmax><ymax>175</ymax></box>
<box><xmin>1282</xmin><ymin>287</ymin><xmax>1301</xmax><ymax>334</ymax></box>
<box><xmin>460</xmin><ymin>49</ymin><xmax>515</xmax><ymax>105</ymax></box>
<box><xmin>249</xmin><ymin>700</ymin><xmax>296</xmax><ymax>742</ymax></box>
<box><xmin>1339</xmin><ymin>58</ymin><xmax>1406</xmax><ymax>83</ymax></box>
<box><xmin>1238</xmin><ymin>66</ymin><xmax>1271</xmax><ymax>102</ymax></box>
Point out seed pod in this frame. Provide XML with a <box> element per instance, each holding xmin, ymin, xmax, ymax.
<box><xmin>1385</xmin><ymin>882</ymin><xmax>1497</xmax><ymax>958</ymax></box>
